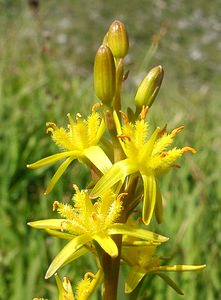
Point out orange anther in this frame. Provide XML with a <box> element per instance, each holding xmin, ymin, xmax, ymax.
<box><xmin>160</xmin><ymin>151</ymin><xmax>168</xmax><ymax>158</ymax></box>
<box><xmin>117</xmin><ymin>192</ymin><xmax>128</xmax><ymax>201</ymax></box>
<box><xmin>139</xmin><ymin>105</ymin><xmax>148</xmax><ymax>120</ymax></box>
<box><xmin>84</xmin><ymin>272</ymin><xmax>96</xmax><ymax>279</ymax></box>
<box><xmin>120</xmin><ymin>110</ymin><xmax>129</xmax><ymax>124</ymax></box>
<box><xmin>53</xmin><ymin>200</ymin><xmax>59</xmax><ymax>211</ymax></box>
<box><xmin>181</xmin><ymin>146</ymin><xmax>197</xmax><ymax>154</ymax></box>
<box><xmin>159</xmin><ymin>124</ymin><xmax>167</xmax><ymax>137</ymax></box>
<box><xmin>117</xmin><ymin>134</ymin><xmax>131</xmax><ymax>141</ymax></box>
<box><xmin>46</xmin><ymin>122</ymin><xmax>57</xmax><ymax>129</ymax></box>
<box><xmin>91</xmin><ymin>212</ymin><xmax>97</xmax><ymax>221</ymax></box>
<box><xmin>172</xmin><ymin>164</ymin><xmax>181</xmax><ymax>168</ymax></box>
<box><xmin>170</xmin><ymin>126</ymin><xmax>184</xmax><ymax>137</ymax></box>
<box><xmin>92</xmin><ymin>102</ymin><xmax>103</xmax><ymax>112</ymax></box>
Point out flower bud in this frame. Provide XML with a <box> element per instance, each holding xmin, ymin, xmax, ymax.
<box><xmin>107</xmin><ymin>20</ymin><xmax>129</xmax><ymax>58</ymax></box>
<box><xmin>135</xmin><ymin>65</ymin><xmax>164</xmax><ymax>108</ymax></box>
<box><xmin>94</xmin><ymin>45</ymin><xmax>116</xmax><ymax>105</ymax></box>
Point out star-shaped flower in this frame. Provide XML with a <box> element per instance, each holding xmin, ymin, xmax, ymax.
<box><xmin>91</xmin><ymin>108</ymin><xmax>196</xmax><ymax>225</ymax></box>
<box><xmin>28</xmin><ymin>186</ymin><xmax>168</xmax><ymax>279</ymax></box>
<box><xmin>27</xmin><ymin>108</ymin><xmax>112</xmax><ymax>194</ymax></box>
<box><xmin>122</xmin><ymin>242</ymin><xmax>206</xmax><ymax>295</ymax></box>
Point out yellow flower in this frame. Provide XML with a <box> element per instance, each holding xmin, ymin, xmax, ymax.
<box><xmin>55</xmin><ymin>270</ymin><xmax>102</xmax><ymax>300</ymax></box>
<box><xmin>122</xmin><ymin>242</ymin><xmax>206</xmax><ymax>295</ymax></box>
<box><xmin>55</xmin><ymin>274</ymin><xmax>75</xmax><ymax>300</ymax></box>
<box><xmin>27</xmin><ymin>108</ymin><xmax>112</xmax><ymax>194</ymax></box>
<box><xmin>28</xmin><ymin>185</ymin><xmax>168</xmax><ymax>279</ymax></box>
<box><xmin>91</xmin><ymin>108</ymin><xmax>196</xmax><ymax>225</ymax></box>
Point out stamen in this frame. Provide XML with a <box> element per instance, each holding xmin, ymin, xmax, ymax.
<box><xmin>53</xmin><ymin>200</ymin><xmax>59</xmax><ymax>211</ymax></box>
<box><xmin>181</xmin><ymin>146</ymin><xmax>197</xmax><ymax>154</ymax></box>
<box><xmin>46</xmin><ymin>128</ymin><xmax>54</xmax><ymax>134</ymax></box>
<box><xmin>76</xmin><ymin>113</ymin><xmax>82</xmax><ymax>120</ymax></box>
<box><xmin>159</xmin><ymin>124</ymin><xmax>167</xmax><ymax>137</ymax></box>
<box><xmin>136</xmin><ymin>217</ymin><xmax>144</xmax><ymax>224</ymax></box>
<box><xmin>91</xmin><ymin>212</ymin><xmax>97</xmax><ymax>221</ymax></box>
<box><xmin>73</xmin><ymin>184</ymin><xmax>79</xmax><ymax>192</ymax></box>
<box><xmin>46</xmin><ymin>121</ymin><xmax>56</xmax><ymax>128</ymax></box>
<box><xmin>60</xmin><ymin>220</ymin><xmax>67</xmax><ymax>232</ymax></box>
<box><xmin>123</xmin><ymin>70</ymin><xmax>130</xmax><ymax>81</ymax></box>
<box><xmin>139</xmin><ymin>105</ymin><xmax>148</xmax><ymax>120</ymax></box>
<box><xmin>117</xmin><ymin>192</ymin><xmax>128</xmax><ymax>201</ymax></box>
<box><xmin>92</xmin><ymin>102</ymin><xmax>103</xmax><ymax>112</ymax></box>
<box><xmin>170</xmin><ymin>126</ymin><xmax>184</xmax><ymax>137</ymax></box>
<box><xmin>160</xmin><ymin>151</ymin><xmax>168</xmax><ymax>158</ymax></box>
<box><xmin>120</xmin><ymin>110</ymin><xmax>129</xmax><ymax>124</ymax></box>
<box><xmin>84</xmin><ymin>272</ymin><xmax>96</xmax><ymax>280</ymax></box>
<box><xmin>117</xmin><ymin>134</ymin><xmax>131</xmax><ymax>141</ymax></box>
<box><xmin>172</xmin><ymin>164</ymin><xmax>181</xmax><ymax>168</ymax></box>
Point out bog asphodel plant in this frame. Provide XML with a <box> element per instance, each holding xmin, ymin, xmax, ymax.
<box><xmin>28</xmin><ymin>20</ymin><xmax>205</xmax><ymax>299</ymax></box>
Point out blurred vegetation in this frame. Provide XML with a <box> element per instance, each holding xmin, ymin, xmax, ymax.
<box><xmin>0</xmin><ymin>0</ymin><xmax>220</xmax><ymax>299</ymax></box>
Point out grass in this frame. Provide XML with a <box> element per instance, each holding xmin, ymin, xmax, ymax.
<box><xmin>0</xmin><ymin>1</ymin><xmax>220</xmax><ymax>299</ymax></box>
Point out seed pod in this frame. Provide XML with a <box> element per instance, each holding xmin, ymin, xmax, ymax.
<box><xmin>107</xmin><ymin>20</ymin><xmax>129</xmax><ymax>59</ymax></box>
<box><xmin>135</xmin><ymin>65</ymin><xmax>164</xmax><ymax>108</ymax></box>
<box><xmin>94</xmin><ymin>45</ymin><xmax>116</xmax><ymax>105</ymax></box>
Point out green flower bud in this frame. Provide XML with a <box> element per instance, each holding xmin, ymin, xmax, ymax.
<box><xmin>107</xmin><ymin>20</ymin><xmax>129</xmax><ymax>58</ymax></box>
<box><xmin>94</xmin><ymin>45</ymin><xmax>116</xmax><ymax>105</ymax></box>
<box><xmin>135</xmin><ymin>65</ymin><xmax>164</xmax><ymax>108</ymax></box>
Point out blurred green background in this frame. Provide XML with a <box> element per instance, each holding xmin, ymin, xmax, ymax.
<box><xmin>0</xmin><ymin>0</ymin><xmax>220</xmax><ymax>299</ymax></box>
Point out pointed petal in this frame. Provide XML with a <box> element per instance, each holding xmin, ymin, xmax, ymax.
<box><xmin>44</xmin><ymin>156</ymin><xmax>75</xmax><ymax>194</ymax></box>
<box><xmin>61</xmin><ymin>247</ymin><xmax>88</xmax><ymax>268</ymax></box>
<box><xmin>125</xmin><ymin>266</ymin><xmax>146</xmax><ymax>293</ymax></box>
<box><xmin>154</xmin><ymin>180</ymin><xmax>163</xmax><ymax>224</ymax></box>
<box><xmin>45</xmin><ymin>233</ymin><xmax>92</xmax><ymax>279</ymax></box>
<box><xmin>27</xmin><ymin>219</ymin><xmax>66</xmax><ymax>230</ymax></box>
<box><xmin>27</xmin><ymin>151</ymin><xmax>80</xmax><ymax>169</ymax></box>
<box><xmin>156</xmin><ymin>273</ymin><xmax>184</xmax><ymax>295</ymax></box>
<box><xmin>142</xmin><ymin>174</ymin><xmax>157</xmax><ymax>225</ymax></box>
<box><xmin>90</xmin><ymin>159</ymin><xmax>136</xmax><ymax>197</ymax></box>
<box><xmin>140</xmin><ymin>127</ymin><xmax>160</xmax><ymax>161</ymax></box>
<box><xmin>84</xmin><ymin>146</ymin><xmax>112</xmax><ymax>174</ymax></box>
<box><xmin>108</xmin><ymin>224</ymin><xmax>168</xmax><ymax>243</ymax></box>
<box><xmin>54</xmin><ymin>274</ymin><xmax>65</xmax><ymax>300</ymax></box>
<box><xmin>95</xmin><ymin>118</ymin><xmax>106</xmax><ymax>143</ymax></box>
<box><xmin>45</xmin><ymin>229</ymin><xmax>74</xmax><ymax>240</ymax></box>
<box><xmin>113</xmin><ymin>110</ymin><xmax>126</xmax><ymax>153</ymax></box>
<box><xmin>92</xmin><ymin>233</ymin><xmax>118</xmax><ymax>257</ymax></box>
<box><xmin>155</xmin><ymin>264</ymin><xmax>206</xmax><ymax>272</ymax></box>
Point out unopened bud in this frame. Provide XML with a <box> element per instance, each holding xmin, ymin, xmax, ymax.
<box><xmin>94</xmin><ymin>45</ymin><xmax>116</xmax><ymax>105</ymax></box>
<box><xmin>107</xmin><ymin>20</ymin><xmax>129</xmax><ymax>59</ymax></box>
<box><xmin>135</xmin><ymin>65</ymin><xmax>164</xmax><ymax>108</ymax></box>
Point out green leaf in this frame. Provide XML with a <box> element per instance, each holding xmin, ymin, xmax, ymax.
<box><xmin>45</xmin><ymin>233</ymin><xmax>92</xmax><ymax>279</ymax></box>
<box><xmin>108</xmin><ymin>224</ymin><xmax>168</xmax><ymax>243</ymax></box>
<box><xmin>84</xmin><ymin>145</ymin><xmax>112</xmax><ymax>174</ymax></box>
<box><xmin>142</xmin><ymin>174</ymin><xmax>156</xmax><ymax>225</ymax></box>
<box><xmin>93</xmin><ymin>233</ymin><xmax>118</xmax><ymax>257</ymax></box>
<box><xmin>125</xmin><ymin>266</ymin><xmax>146</xmax><ymax>293</ymax></box>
